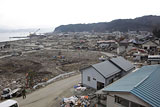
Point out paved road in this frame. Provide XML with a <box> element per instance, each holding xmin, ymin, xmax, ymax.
<box><xmin>0</xmin><ymin>50</ymin><xmax>39</xmax><ymax>59</ymax></box>
<box><xmin>15</xmin><ymin>74</ymin><xmax>81</xmax><ymax>107</ymax></box>
<box><xmin>0</xmin><ymin>48</ymin><xmax>115</xmax><ymax>59</ymax></box>
<box><xmin>100</xmin><ymin>51</ymin><xmax>115</xmax><ymax>57</ymax></box>
<box><xmin>0</xmin><ymin>54</ymin><xmax>12</xmax><ymax>59</ymax></box>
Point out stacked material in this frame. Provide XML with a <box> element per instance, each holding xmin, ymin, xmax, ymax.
<box><xmin>61</xmin><ymin>96</ymin><xmax>90</xmax><ymax>107</ymax></box>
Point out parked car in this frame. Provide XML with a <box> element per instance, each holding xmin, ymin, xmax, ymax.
<box><xmin>1</xmin><ymin>88</ymin><xmax>22</xmax><ymax>100</ymax></box>
<box><xmin>1</xmin><ymin>88</ymin><xmax>13</xmax><ymax>100</ymax></box>
<box><xmin>11</xmin><ymin>88</ymin><xmax>22</xmax><ymax>97</ymax></box>
<box><xmin>0</xmin><ymin>99</ymin><xmax>19</xmax><ymax>107</ymax></box>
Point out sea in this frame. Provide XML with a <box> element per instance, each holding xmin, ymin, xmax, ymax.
<box><xmin>0</xmin><ymin>28</ymin><xmax>53</xmax><ymax>42</ymax></box>
<box><xmin>0</xmin><ymin>32</ymin><xmax>29</xmax><ymax>42</ymax></box>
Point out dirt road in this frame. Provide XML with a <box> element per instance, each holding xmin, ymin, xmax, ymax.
<box><xmin>15</xmin><ymin>74</ymin><xmax>81</xmax><ymax>107</ymax></box>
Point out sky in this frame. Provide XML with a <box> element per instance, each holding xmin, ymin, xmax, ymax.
<box><xmin>0</xmin><ymin>0</ymin><xmax>160</xmax><ymax>29</ymax></box>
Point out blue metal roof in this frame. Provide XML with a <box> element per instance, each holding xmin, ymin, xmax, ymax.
<box><xmin>131</xmin><ymin>65</ymin><xmax>160</xmax><ymax>107</ymax></box>
<box><xmin>103</xmin><ymin>65</ymin><xmax>160</xmax><ymax>107</ymax></box>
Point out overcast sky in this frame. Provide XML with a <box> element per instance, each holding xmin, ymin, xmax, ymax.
<box><xmin>0</xmin><ymin>0</ymin><xmax>160</xmax><ymax>29</ymax></box>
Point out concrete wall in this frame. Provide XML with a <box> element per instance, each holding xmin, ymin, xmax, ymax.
<box><xmin>107</xmin><ymin>92</ymin><xmax>150</xmax><ymax>107</ymax></box>
<box><xmin>118</xmin><ymin>45</ymin><xmax>133</xmax><ymax>54</ymax></box>
<box><xmin>142</xmin><ymin>41</ymin><xmax>157</xmax><ymax>50</ymax></box>
<box><xmin>81</xmin><ymin>67</ymin><xmax>105</xmax><ymax>89</ymax></box>
<box><xmin>107</xmin><ymin>95</ymin><xmax>116</xmax><ymax>107</ymax></box>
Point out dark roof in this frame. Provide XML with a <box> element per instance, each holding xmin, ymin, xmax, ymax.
<box><xmin>92</xmin><ymin>60</ymin><xmax>121</xmax><ymax>78</ymax></box>
<box><xmin>81</xmin><ymin>56</ymin><xmax>134</xmax><ymax>78</ymax></box>
<box><xmin>103</xmin><ymin>65</ymin><xmax>160</xmax><ymax>107</ymax></box>
<box><xmin>110</xmin><ymin>57</ymin><xmax>135</xmax><ymax>71</ymax></box>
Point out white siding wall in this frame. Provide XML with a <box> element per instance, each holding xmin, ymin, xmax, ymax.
<box><xmin>82</xmin><ymin>67</ymin><xmax>105</xmax><ymax>89</ymax></box>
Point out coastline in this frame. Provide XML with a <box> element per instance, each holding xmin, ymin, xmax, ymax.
<box><xmin>0</xmin><ymin>32</ymin><xmax>29</xmax><ymax>43</ymax></box>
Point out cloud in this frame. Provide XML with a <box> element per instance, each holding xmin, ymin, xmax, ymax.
<box><xmin>0</xmin><ymin>0</ymin><xmax>159</xmax><ymax>29</ymax></box>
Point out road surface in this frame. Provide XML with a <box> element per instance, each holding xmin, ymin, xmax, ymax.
<box><xmin>0</xmin><ymin>55</ymin><xmax>12</xmax><ymax>59</ymax></box>
<box><xmin>0</xmin><ymin>48</ymin><xmax>115</xmax><ymax>59</ymax></box>
<box><xmin>15</xmin><ymin>74</ymin><xmax>81</xmax><ymax>107</ymax></box>
<box><xmin>100</xmin><ymin>51</ymin><xmax>115</xmax><ymax>57</ymax></box>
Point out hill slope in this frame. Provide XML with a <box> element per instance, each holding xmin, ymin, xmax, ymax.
<box><xmin>54</xmin><ymin>15</ymin><xmax>160</xmax><ymax>32</ymax></box>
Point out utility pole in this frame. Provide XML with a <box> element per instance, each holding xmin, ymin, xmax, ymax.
<box><xmin>116</xmin><ymin>42</ymin><xmax>120</xmax><ymax>55</ymax></box>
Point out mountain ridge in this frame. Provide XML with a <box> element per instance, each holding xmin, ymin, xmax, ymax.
<box><xmin>54</xmin><ymin>15</ymin><xmax>160</xmax><ymax>33</ymax></box>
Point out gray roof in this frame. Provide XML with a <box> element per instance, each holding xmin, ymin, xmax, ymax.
<box><xmin>92</xmin><ymin>60</ymin><xmax>121</xmax><ymax>78</ymax></box>
<box><xmin>103</xmin><ymin>65</ymin><xmax>160</xmax><ymax>107</ymax></box>
<box><xmin>81</xmin><ymin>56</ymin><xmax>134</xmax><ymax>79</ymax></box>
<box><xmin>110</xmin><ymin>56</ymin><xmax>135</xmax><ymax>71</ymax></box>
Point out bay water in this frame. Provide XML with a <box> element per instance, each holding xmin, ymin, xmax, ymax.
<box><xmin>0</xmin><ymin>32</ymin><xmax>29</xmax><ymax>42</ymax></box>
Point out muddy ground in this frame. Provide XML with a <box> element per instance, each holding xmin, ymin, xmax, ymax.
<box><xmin>0</xmin><ymin>49</ymin><xmax>101</xmax><ymax>91</ymax></box>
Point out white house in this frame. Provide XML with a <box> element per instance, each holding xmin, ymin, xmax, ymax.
<box><xmin>80</xmin><ymin>57</ymin><xmax>135</xmax><ymax>90</ymax></box>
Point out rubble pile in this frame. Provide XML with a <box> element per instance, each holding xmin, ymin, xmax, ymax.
<box><xmin>0</xmin><ymin>74</ymin><xmax>25</xmax><ymax>91</ymax></box>
<box><xmin>61</xmin><ymin>95</ymin><xmax>90</xmax><ymax>107</ymax></box>
<box><xmin>0</xmin><ymin>49</ymin><xmax>100</xmax><ymax>94</ymax></box>
<box><xmin>61</xmin><ymin>83</ymin><xmax>97</xmax><ymax>107</ymax></box>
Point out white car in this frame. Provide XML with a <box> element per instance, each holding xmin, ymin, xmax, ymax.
<box><xmin>1</xmin><ymin>88</ymin><xmax>13</xmax><ymax>100</ymax></box>
<box><xmin>0</xmin><ymin>99</ymin><xmax>19</xmax><ymax>107</ymax></box>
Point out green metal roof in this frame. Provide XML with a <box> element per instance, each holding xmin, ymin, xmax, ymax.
<box><xmin>103</xmin><ymin>65</ymin><xmax>160</xmax><ymax>107</ymax></box>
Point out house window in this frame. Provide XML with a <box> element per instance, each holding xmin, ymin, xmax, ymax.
<box><xmin>109</xmin><ymin>78</ymin><xmax>114</xmax><ymax>84</ymax></box>
<box><xmin>144</xmin><ymin>47</ymin><xmax>147</xmax><ymax>50</ymax></box>
<box><xmin>115</xmin><ymin>96</ymin><xmax>129</xmax><ymax>107</ymax></box>
<box><xmin>88</xmin><ymin>76</ymin><xmax>90</xmax><ymax>81</ymax></box>
<box><xmin>93</xmin><ymin>78</ymin><xmax>96</xmax><ymax>80</ymax></box>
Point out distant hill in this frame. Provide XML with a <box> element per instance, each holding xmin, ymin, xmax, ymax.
<box><xmin>54</xmin><ymin>15</ymin><xmax>160</xmax><ymax>33</ymax></box>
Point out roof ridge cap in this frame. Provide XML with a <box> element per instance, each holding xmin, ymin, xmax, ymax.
<box><xmin>132</xmin><ymin>65</ymin><xmax>159</xmax><ymax>89</ymax></box>
<box><xmin>134</xmin><ymin>75</ymin><xmax>149</xmax><ymax>88</ymax></box>
<box><xmin>108</xmin><ymin>58</ymin><xmax>125</xmax><ymax>71</ymax></box>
